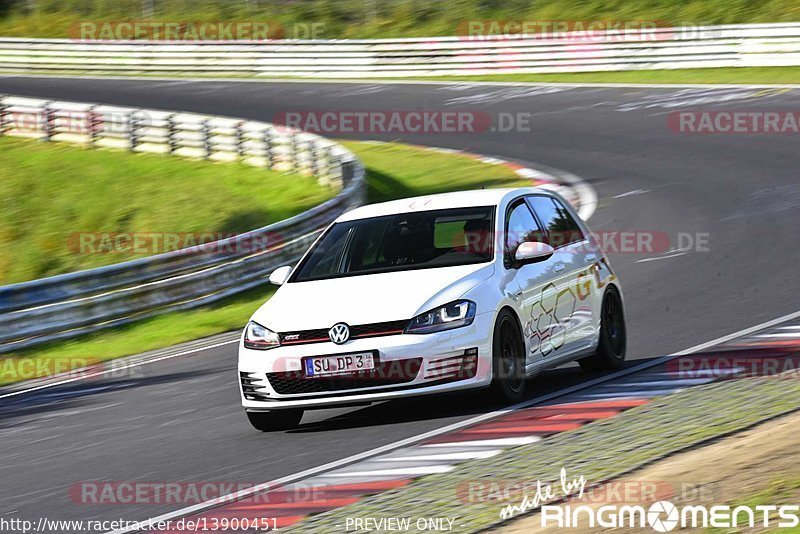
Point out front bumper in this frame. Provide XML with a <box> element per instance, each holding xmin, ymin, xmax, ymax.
<box><xmin>238</xmin><ymin>311</ymin><xmax>494</xmax><ymax>410</ymax></box>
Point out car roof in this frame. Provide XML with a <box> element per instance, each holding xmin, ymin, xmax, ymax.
<box><xmin>336</xmin><ymin>187</ymin><xmax>550</xmax><ymax>222</ymax></box>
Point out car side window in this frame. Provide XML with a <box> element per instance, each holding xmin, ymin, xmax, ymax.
<box><xmin>504</xmin><ymin>200</ymin><xmax>543</xmax><ymax>267</ymax></box>
<box><xmin>303</xmin><ymin>225</ymin><xmax>352</xmax><ymax>278</ymax></box>
<box><xmin>526</xmin><ymin>195</ymin><xmax>585</xmax><ymax>248</ymax></box>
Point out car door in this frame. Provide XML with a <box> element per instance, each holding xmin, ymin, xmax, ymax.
<box><xmin>526</xmin><ymin>194</ymin><xmax>598</xmax><ymax>356</ymax></box>
<box><xmin>503</xmin><ymin>198</ymin><xmax>560</xmax><ymax>372</ymax></box>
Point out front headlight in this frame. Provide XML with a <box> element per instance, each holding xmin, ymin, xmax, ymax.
<box><xmin>405</xmin><ymin>300</ymin><xmax>476</xmax><ymax>334</ymax></box>
<box><xmin>243</xmin><ymin>321</ymin><xmax>280</xmax><ymax>350</ymax></box>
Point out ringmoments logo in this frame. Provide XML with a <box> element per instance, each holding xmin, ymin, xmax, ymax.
<box><xmin>499</xmin><ymin>470</ymin><xmax>800</xmax><ymax>530</ymax></box>
<box><xmin>540</xmin><ymin>501</ymin><xmax>800</xmax><ymax>530</ymax></box>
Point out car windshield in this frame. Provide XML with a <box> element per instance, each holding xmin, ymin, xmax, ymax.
<box><xmin>291</xmin><ymin>206</ymin><xmax>495</xmax><ymax>282</ymax></box>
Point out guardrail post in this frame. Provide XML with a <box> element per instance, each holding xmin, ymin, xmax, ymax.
<box><xmin>202</xmin><ymin>119</ymin><xmax>212</xmax><ymax>159</ymax></box>
<box><xmin>42</xmin><ymin>101</ymin><xmax>54</xmax><ymax>141</ymax></box>
<box><xmin>321</xmin><ymin>145</ymin><xmax>333</xmax><ymax>183</ymax></box>
<box><xmin>290</xmin><ymin>132</ymin><xmax>299</xmax><ymax>172</ymax></box>
<box><xmin>129</xmin><ymin>111</ymin><xmax>139</xmax><ymax>152</ymax></box>
<box><xmin>235</xmin><ymin>121</ymin><xmax>245</xmax><ymax>160</ymax></box>
<box><xmin>330</xmin><ymin>153</ymin><xmax>343</xmax><ymax>188</ymax></box>
<box><xmin>340</xmin><ymin>158</ymin><xmax>354</xmax><ymax>185</ymax></box>
<box><xmin>308</xmin><ymin>138</ymin><xmax>319</xmax><ymax>178</ymax></box>
<box><xmin>87</xmin><ymin>106</ymin><xmax>100</xmax><ymax>147</ymax></box>
<box><xmin>167</xmin><ymin>113</ymin><xmax>177</xmax><ymax>153</ymax></box>
<box><xmin>263</xmin><ymin>127</ymin><xmax>275</xmax><ymax>169</ymax></box>
<box><xmin>0</xmin><ymin>98</ymin><xmax>8</xmax><ymax>137</ymax></box>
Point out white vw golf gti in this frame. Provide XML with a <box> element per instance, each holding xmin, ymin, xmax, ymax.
<box><xmin>239</xmin><ymin>187</ymin><xmax>626</xmax><ymax>431</ymax></box>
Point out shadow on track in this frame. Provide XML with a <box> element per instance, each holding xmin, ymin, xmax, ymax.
<box><xmin>287</xmin><ymin>358</ymin><xmax>663</xmax><ymax>433</ymax></box>
<box><xmin>0</xmin><ymin>369</ymin><xmax>216</xmax><ymax>424</ymax></box>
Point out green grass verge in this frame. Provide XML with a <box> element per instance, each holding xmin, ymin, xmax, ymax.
<box><xmin>4</xmin><ymin>66</ymin><xmax>799</xmax><ymax>86</ymax></box>
<box><xmin>281</xmin><ymin>376</ymin><xmax>800</xmax><ymax>533</ymax></box>
<box><xmin>1</xmin><ymin>0</ymin><xmax>800</xmax><ymax>39</ymax></box>
<box><xmin>0</xmin><ymin>136</ymin><xmax>331</xmax><ymax>285</ymax></box>
<box><xmin>412</xmin><ymin>66</ymin><xmax>800</xmax><ymax>85</ymax></box>
<box><xmin>339</xmin><ymin>141</ymin><xmax>530</xmax><ymax>202</ymax></box>
<box><xmin>0</xmin><ymin>140</ymin><xmax>529</xmax><ymax>387</ymax></box>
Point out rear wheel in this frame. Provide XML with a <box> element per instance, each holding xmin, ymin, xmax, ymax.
<box><xmin>246</xmin><ymin>409</ymin><xmax>303</xmax><ymax>432</ymax></box>
<box><xmin>579</xmin><ymin>286</ymin><xmax>626</xmax><ymax>373</ymax></box>
<box><xmin>489</xmin><ymin>310</ymin><xmax>527</xmax><ymax>403</ymax></box>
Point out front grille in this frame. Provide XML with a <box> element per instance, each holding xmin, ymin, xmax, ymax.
<box><xmin>279</xmin><ymin>319</ymin><xmax>408</xmax><ymax>346</ymax></box>
<box><xmin>240</xmin><ymin>371</ymin><xmax>271</xmax><ymax>401</ymax></box>
<box><xmin>424</xmin><ymin>348</ymin><xmax>479</xmax><ymax>382</ymax></box>
<box><xmin>266</xmin><ymin>358</ymin><xmax>422</xmax><ymax>395</ymax></box>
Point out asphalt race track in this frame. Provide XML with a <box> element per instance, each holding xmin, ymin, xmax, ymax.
<box><xmin>1</xmin><ymin>76</ymin><xmax>799</xmax><ymax>526</ymax></box>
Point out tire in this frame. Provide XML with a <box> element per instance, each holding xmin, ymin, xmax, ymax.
<box><xmin>246</xmin><ymin>409</ymin><xmax>303</xmax><ymax>432</ymax></box>
<box><xmin>489</xmin><ymin>309</ymin><xmax>527</xmax><ymax>403</ymax></box>
<box><xmin>579</xmin><ymin>286</ymin><xmax>627</xmax><ymax>373</ymax></box>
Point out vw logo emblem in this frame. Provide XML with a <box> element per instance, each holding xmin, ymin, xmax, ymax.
<box><xmin>328</xmin><ymin>323</ymin><xmax>350</xmax><ymax>345</ymax></box>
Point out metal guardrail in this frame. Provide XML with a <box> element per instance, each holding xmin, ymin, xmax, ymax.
<box><xmin>0</xmin><ymin>95</ymin><xmax>366</xmax><ymax>354</ymax></box>
<box><xmin>1</xmin><ymin>23</ymin><xmax>800</xmax><ymax>77</ymax></box>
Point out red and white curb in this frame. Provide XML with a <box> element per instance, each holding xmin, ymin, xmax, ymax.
<box><xmin>139</xmin><ymin>315</ymin><xmax>800</xmax><ymax>533</ymax></box>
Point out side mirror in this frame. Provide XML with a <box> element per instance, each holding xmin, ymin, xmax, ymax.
<box><xmin>268</xmin><ymin>265</ymin><xmax>293</xmax><ymax>286</ymax></box>
<box><xmin>515</xmin><ymin>241</ymin><xmax>554</xmax><ymax>265</ymax></box>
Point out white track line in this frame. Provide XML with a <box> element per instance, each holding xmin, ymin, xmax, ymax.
<box><xmin>602</xmin><ymin>379</ymin><xmax>713</xmax><ymax>387</ymax></box>
<box><xmin>322</xmin><ymin>466</ymin><xmax>455</xmax><ymax>477</ymax></box>
<box><xmin>575</xmin><ymin>390</ymin><xmax>684</xmax><ymax>399</ymax></box>
<box><xmin>376</xmin><ymin>451</ymin><xmax>502</xmax><ymax>461</ymax></box>
<box><xmin>107</xmin><ymin>308</ymin><xmax>800</xmax><ymax>534</ymax></box>
<box><xmin>642</xmin><ymin>369</ymin><xmax>743</xmax><ymax>378</ymax></box>
<box><xmin>636</xmin><ymin>252</ymin><xmax>688</xmax><ymax>263</ymax></box>
<box><xmin>422</xmin><ymin>437</ymin><xmax>542</xmax><ymax>448</ymax></box>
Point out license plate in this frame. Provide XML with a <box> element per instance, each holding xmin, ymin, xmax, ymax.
<box><xmin>304</xmin><ymin>352</ymin><xmax>375</xmax><ymax>377</ymax></box>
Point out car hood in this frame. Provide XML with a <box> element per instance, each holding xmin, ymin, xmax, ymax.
<box><xmin>252</xmin><ymin>263</ymin><xmax>495</xmax><ymax>332</ymax></box>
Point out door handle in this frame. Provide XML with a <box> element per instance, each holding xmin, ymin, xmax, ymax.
<box><xmin>585</xmin><ymin>254</ymin><xmax>597</xmax><ymax>263</ymax></box>
<box><xmin>553</xmin><ymin>263</ymin><xmax>565</xmax><ymax>273</ymax></box>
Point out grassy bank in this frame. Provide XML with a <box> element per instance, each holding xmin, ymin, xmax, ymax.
<box><xmin>0</xmin><ymin>0</ymin><xmax>798</xmax><ymax>39</ymax></box>
<box><xmin>4</xmin><ymin>66</ymin><xmax>798</xmax><ymax>86</ymax></box>
<box><xmin>0</xmin><ymin>136</ymin><xmax>331</xmax><ymax>285</ymax></box>
<box><xmin>418</xmin><ymin>66</ymin><xmax>800</xmax><ymax>85</ymax></box>
<box><xmin>0</xmin><ymin>140</ymin><xmax>530</xmax><ymax>386</ymax></box>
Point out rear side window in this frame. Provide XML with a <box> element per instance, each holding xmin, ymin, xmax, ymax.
<box><xmin>526</xmin><ymin>195</ymin><xmax>584</xmax><ymax>248</ymax></box>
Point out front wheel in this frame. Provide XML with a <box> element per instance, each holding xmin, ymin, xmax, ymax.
<box><xmin>246</xmin><ymin>409</ymin><xmax>303</xmax><ymax>432</ymax></box>
<box><xmin>489</xmin><ymin>310</ymin><xmax>527</xmax><ymax>404</ymax></box>
<box><xmin>579</xmin><ymin>286</ymin><xmax>626</xmax><ymax>373</ymax></box>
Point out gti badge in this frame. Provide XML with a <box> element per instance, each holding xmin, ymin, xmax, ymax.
<box><xmin>328</xmin><ymin>323</ymin><xmax>350</xmax><ymax>345</ymax></box>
